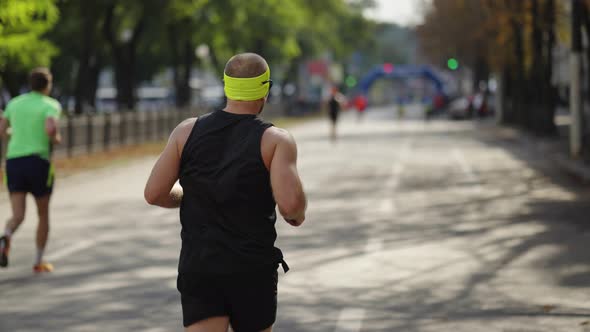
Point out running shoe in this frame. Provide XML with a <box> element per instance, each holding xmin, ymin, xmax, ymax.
<box><xmin>33</xmin><ymin>262</ymin><xmax>54</xmax><ymax>273</ymax></box>
<box><xmin>0</xmin><ymin>236</ymin><xmax>10</xmax><ymax>268</ymax></box>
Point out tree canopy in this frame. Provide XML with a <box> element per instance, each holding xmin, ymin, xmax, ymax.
<box><xmin>0</xmin><ymin>0</ymin><xmax>59</xmax><ymax>96</ymax></box>
<box><xmin>0</xmin><ymin>0</ymin><xmax>377</xmax><ymax>110</ymax></box>
<box><xmin>417</xmin><ymin>0</ymin><xmax>570</xmax><ymax>135</ymax></box>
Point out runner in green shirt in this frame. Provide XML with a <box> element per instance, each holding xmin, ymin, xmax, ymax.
<box><xmin>0</xmin><ymin>67</ymin><xmax>62</xmax><ymax>273</ymax></box>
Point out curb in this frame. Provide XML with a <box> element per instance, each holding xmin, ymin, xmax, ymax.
<box><xmin>552</xmin><ymin>155</ymin><xmax>590</xmax><ymax>183</ymax></box>
<box><xmin>533</xmin><ymin>134</ymin><xmax>590</xmax><ymax>184</ymax></box>
<box><xmin>480</xmin><ymin>121</ymin><xmax>590</xmax><ymax>184</ymax></box>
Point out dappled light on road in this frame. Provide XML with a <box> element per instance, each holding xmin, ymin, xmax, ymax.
<box><xmin>1</xmin><ymin>107</ymin><xmax>590</xmax><ymax>331</ymax></box>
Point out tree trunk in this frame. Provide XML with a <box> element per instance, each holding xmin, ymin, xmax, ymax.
<box><xmin>284</xmin><ymin>57</ymin><xmax>301</xmax><ymax>83</ymax></box>
<box><xmin>62</xmin><ymin>2</ymin><xmax>104</xmax><ymax>113</ymax></box>
<box><xmin>209</xmin><ymin>49</ymin><xmax>223</xmax><ymax>74</ymax></box>
<box><xmin>580</xmin><ymin>1</ymin><xmax>590</xmax><ymax>153</ymax></box>
<box><xmin>473</xmin><ymin>54</ymin><xmax>489</xmax><ymax>92</ymax></box>
<box><xmin>113</xmin><ymin>52</ymin><xmax>136</xmax><ymax>110</ymax></box>
<box><xmin>168</xmin><ymin>25</ymin><xmax>181</xmax><ymax>107</ymax></box>
<box><xmin>0</xmin><ymin>81</ymin><xmax>5</xmax><ymax>108</ymax></box>
<box><xmin>179</xmin><ymin>40</ymin><xmax>193</xmax><ymax>108</ymax></box>
<box><xmin>1</xmin><ymin>70</ymin><xmax>25</xmax><ymax>98</ymax></box>
<box><xmin>581</xmin><ymin>2</ymin><xmax>590</xmax><ymax>104</ymax></box>
<box><xmin>254</xmin><ymin>39</ymin><xmax>265</xmax><ymax>57</ymax></box>
<box><xmin>540</xmin><ymin>0</ymin><xmax>557</xmax><ymax>135</ymax></box>
<box><xmin>168</xmin><ymin>25</ymin><xmax>193</xmax><ymax>108</ymax></box>
<box><xmin>74</xmin><ymin>6</ymin><xmax>97</xmax><ymax>114</ymax></box>
<box><xmin>87</xmin><ymin>56</ymin><xmax>101</xmax><ymax>108</ymax></box>
<box><xmin>528</xmin><ymin>0</ymin><xmax>542</xmax><ymax>132</ymax></box>
<box><xmin>502</xmin><ymin>65</ymin><xmax>515</xmax><ymax>123</ymax></box>
<box><xmin>103</xmin><ymin>4</ymin><xmax>144</xmax><ymax>111</ymax></box>
<box><xmin>511</xmin><ymin>11</ymin><xmax>527</xmax><ymax>127</ymax></box>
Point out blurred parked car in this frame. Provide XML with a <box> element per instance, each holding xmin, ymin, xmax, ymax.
<box><xmin>448</xmin><ymin>97</ymin><xmax>471</xmax><ymax>119</ymax></box>
<box><xmin>448</xmin><ymin>92</ymin><xmax>495</xmax><ymax>120</ymax></box>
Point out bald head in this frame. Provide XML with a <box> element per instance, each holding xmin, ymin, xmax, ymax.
<box><xmin>224</xmin><ymin>53</ymin><xmax>268</xmax><ymax>78</ymax></box>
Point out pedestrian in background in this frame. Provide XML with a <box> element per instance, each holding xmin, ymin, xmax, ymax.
<box><xmin>0</xmin><ymin>67</ymin><xmax>62</xmax><ymax>273</ymax></box>
<box><xmin>353</xmin><ymin>94</ymin><xmax>367</xmax><ymax>122</ymax></box>
<box><xmin>328</xmin><ymin>87</ymin><xmax>347</xmax><ymax>142</ymax></box>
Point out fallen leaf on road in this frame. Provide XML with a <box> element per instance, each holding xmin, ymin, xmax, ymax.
<box><xmin>581</xmin><ymin>321</ymin><xmax>589</xmax><ymax>326</ymax></box>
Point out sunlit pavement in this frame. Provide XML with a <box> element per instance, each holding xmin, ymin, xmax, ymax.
<box><xmin>1</xmin><ymin>106</ymin><xmax>590</xmax><ymax>331</ymax></box>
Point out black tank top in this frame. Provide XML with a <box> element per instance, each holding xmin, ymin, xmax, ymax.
<box><xmin>178</xmin><ymin>110</ymin><xmax>287</xmax><ymax>278</ymax></box>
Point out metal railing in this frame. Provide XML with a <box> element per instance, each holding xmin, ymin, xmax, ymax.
<box><xmin>0</xmin><ymin>102</ymin><xmax>294</xmax><ymax>167</ymax></box>
<box><xmin>0</xmin><ymin>108</ymin><xmax>203</xmax><ymax>167</ymax></box>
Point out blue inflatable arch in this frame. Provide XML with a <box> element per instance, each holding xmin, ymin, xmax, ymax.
<box><xmin>357</xmin><ymin>64</ymin><xmax>446</xmax><ymax>97</ymax></box>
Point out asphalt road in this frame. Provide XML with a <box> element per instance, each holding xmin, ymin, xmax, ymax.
<box><xmin>1</xmin><ymin>106</ymin><xmax>589</xmax><ymax>332</ymax></box>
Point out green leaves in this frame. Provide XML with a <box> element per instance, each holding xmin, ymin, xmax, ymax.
<box><xmin>0</xmin><ymin>0</ymin><xmax>59</xmax><ymax>71</ymax></box>
<box><xmin>1</xmin><ymin>0</ymin><xmax>375</xmax><ymax>99</ymax></box>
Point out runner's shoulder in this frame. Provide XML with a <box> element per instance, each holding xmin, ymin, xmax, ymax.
<box><xmin>263</xmin><ymin>126</ymin><xmax>295</xmax><ymax>147</ymax></box>
<box><xmin>172</xmin><ymin>117</ymin><xmax>197</xmax><ymax>154</ymax></box>
<box><xmin>172</xmin><ymin>117</ymin><xmax>197</xmax><ymax>139</ymax></box>
<box><xmin>176</xmin><ymin>117</ymin><xmax>197</xmax><ymax>132</ymax></box>
<box><xmin>5</xmin><ymin>93</ymin><xmax>28</xmax><ymax>109</ymax></box>
<box><xmin>40</xmin><ymin>95</ymin><xmax>62</xmax><ymax>111</ymax></box>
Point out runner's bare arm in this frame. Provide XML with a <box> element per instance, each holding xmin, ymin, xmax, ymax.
<box><xmin>268</xmin><ymin>129</ymin><xmax>307</xmax><ymax>226</ymax></box>
<box><xmin>0</xmin><ymin>117</ymin><xmax>8</xmax><ymax>139</ymax></box>
<box><xmin>144</xmin><ymin>119</ymin><xmax>194</xmax><ymax>208</ymax></box>
<box><xmin>45</xmin><ymin>117</ymin><xmax>62</xmax><ymax>144</ymax></box>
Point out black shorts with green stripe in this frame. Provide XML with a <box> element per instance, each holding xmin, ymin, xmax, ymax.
<box><xmin>5</xmin><ymin>155</ymin><xmax>54</xmax><ymax>197</ymax></box>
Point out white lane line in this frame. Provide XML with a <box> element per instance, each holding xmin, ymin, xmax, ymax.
<box><xmin>43</xmin><ymin>207</ymin><xmax>178</xmax><ymax>262</ymax></box>
<box><xmin>386</xmin><ymin>139</ymin><xmax>409</xmax><ymax>189</ymax></box>
<box><xmin>45</xmin><ymin>239</ymin><xmax>97</xmax><ymax>261</ymax></box>
<box><xmin>364</xmin><ymin>141</ymin><xmax>409</xmax><ymax>251</ymax></box>
<box><xmin>452</xmin><ymin>148</ymin><xmax>482</xmax><ymax>194</ymax></box>
<box><xmin>386</xmin><ymin>163</ymin><xmax>405</xmax><ymax>189</ymax></box>
<box><xmin>364</xmin><ymin>237</ymin><xmax>383</xmax><ymax>254</ymax></box>
<box><xmin>378</xmin><ymin>198</ymin><xmax>395</xmax><ymax>215</ymax></box>
<box><xmin>398</xmin><ymin>140</ymin><xmax>411</xmax><ymax>160</ymax></box>
<box><xmin>334</xmin><ymin>308</ymin><xmax>365</xmax><ymax>332</ymax></box>
<box><xmin>452</xmin><ymin>149</ymin><xmax>476</xmax><ymax>181</ymax></box>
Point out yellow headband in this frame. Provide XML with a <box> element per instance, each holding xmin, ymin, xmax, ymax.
<box><xmin>223</xmin><ymin>68</ymin><xmax>271</xmax><ymax>101</ymax></box>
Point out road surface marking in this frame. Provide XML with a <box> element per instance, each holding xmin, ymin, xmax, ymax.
<box><xmin>45</xmin><ymin>239</ymin><xmax>97</xmax><ymax>261</ymax></box>
<box><xmin>452</xmin><ymin>148</ymin><xmax>477</xmax><ymax>181</ymax></box>
<box><xmin>386</xmin><ymin>140</ymin><xmax>409</xmax><ymax>189</ymax></box>
<box><xmin>334</xmin><ymin>308</ymin><xmax>365</xmax><ymax>332</ymax></box>
<box><xmin>364</xmin><ymin>237</ymin><xmax>383</xmax><ymax>254</ymax></box>
<box><xmin>378</xmin><ymin>198</ymin><xmax>395</xmax><ymax>214</ymax></box>
<box><xmin>452</xmin><ymin>148</ymin><xmax>482</xmax><ymax>193</ymax></box>
<box><xmin>386</xmin><ymin>163</ymin><xmax>405</xmax><ymax>189</ymax></box>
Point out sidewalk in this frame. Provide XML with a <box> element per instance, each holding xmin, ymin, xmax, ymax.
<box><xmin>477</xmin><ymin>118</ymin><xmax>590</xmax><ymax>183</ymax></box>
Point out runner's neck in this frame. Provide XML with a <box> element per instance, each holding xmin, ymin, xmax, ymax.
<box><xmin>224</xmin><ymin>99</ymin><xmax>263</xmax><ymax>115</ymax></box>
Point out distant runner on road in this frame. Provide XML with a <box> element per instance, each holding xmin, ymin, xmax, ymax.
<box><xmin>353</xmin><ymin>94</ymin><xmax>367</xmax><ymax>121</ymax></box>
<box><xmin>0</xmin><ymin>67</ymin><xmax>62</xmax><ymax>273</ymax></box>
<box><xmin>145</xmin><ymin>53</ymin><xmax>307</xmax><ymax>332</ymax></box>
<box><xmin>328</xmin><ymin>87</ymin><xmax>346</xmax><ymax>142</ymax></box>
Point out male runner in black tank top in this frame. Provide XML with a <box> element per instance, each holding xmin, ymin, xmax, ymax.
<box><xmin>144</xmin><ymin>53</ymin><xmax>307</xmax><ymax>332</ymax></box>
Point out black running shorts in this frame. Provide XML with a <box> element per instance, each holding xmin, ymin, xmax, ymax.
<box><xmin>5</xmin><ymin>155</ymin><xmax>54</xmax><ymax>197</ymax></box>
<box><xmin>179</xmin><ymin>268</ymin><xmax>278</xmax><ymax>331</ymax></box>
